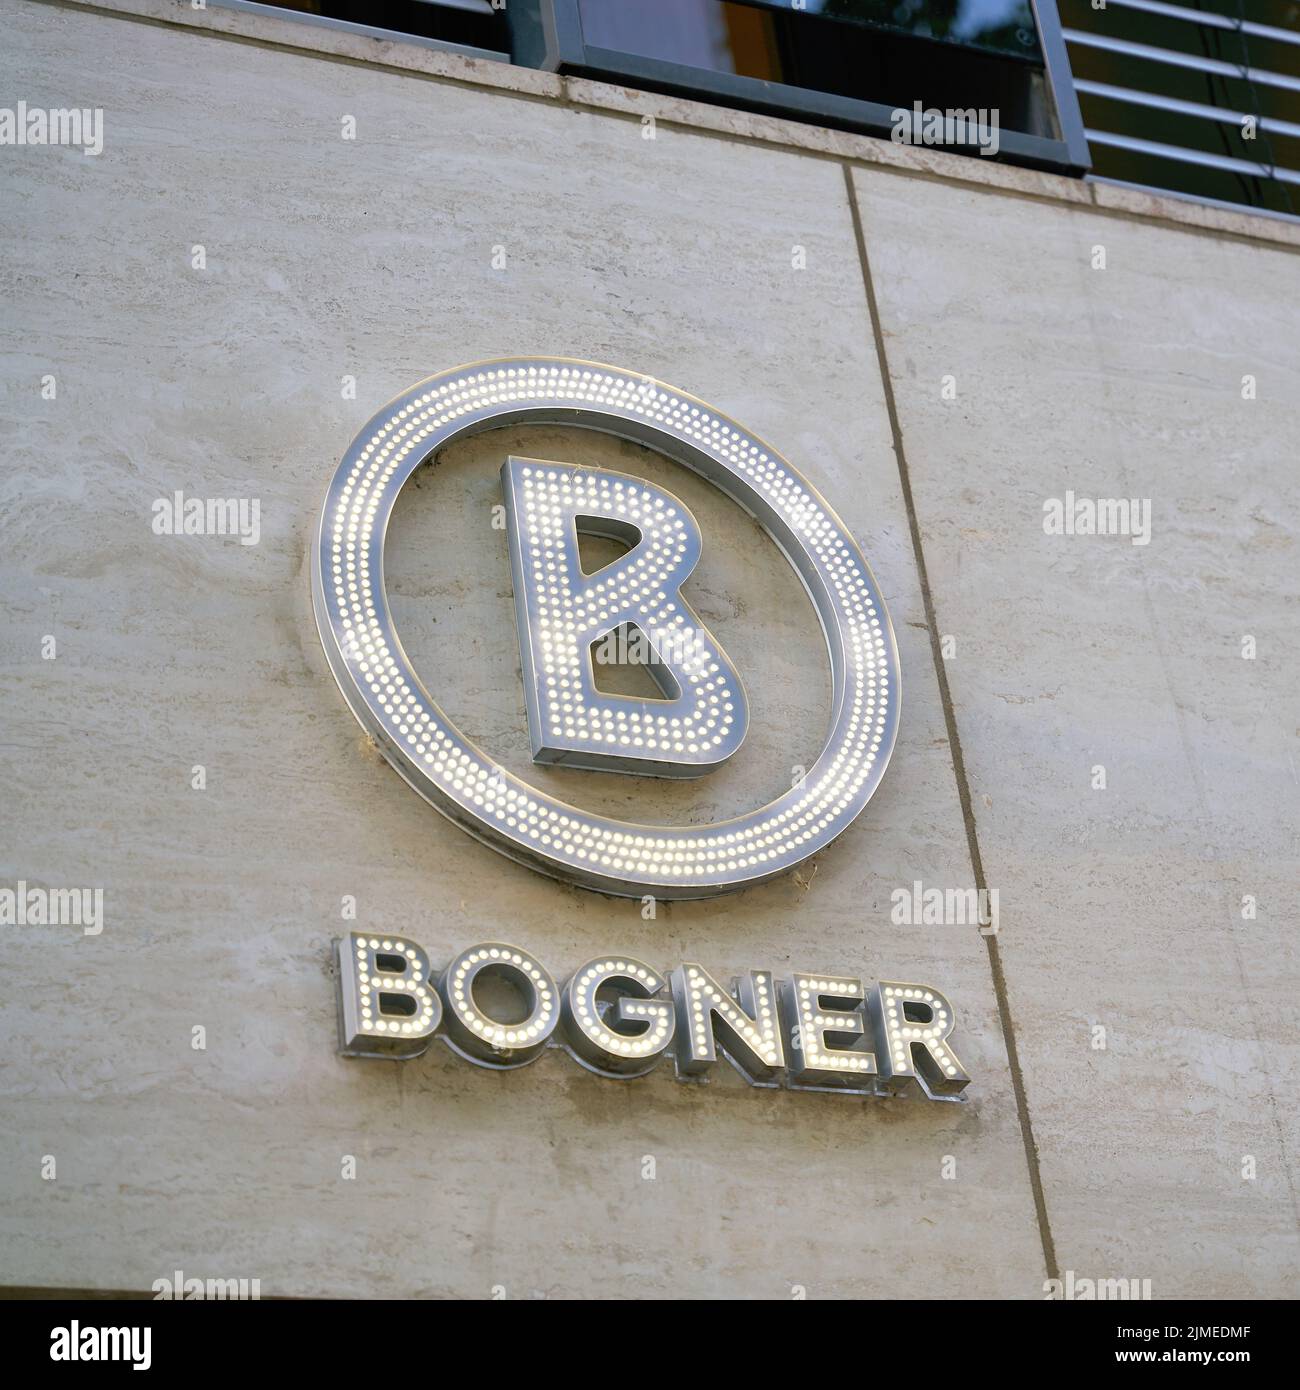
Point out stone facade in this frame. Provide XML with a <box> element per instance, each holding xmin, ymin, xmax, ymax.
<box><xmin>1</xmin><ymin>0</ymin><xmax>1295</xmax><ymax>1298</ymax></box>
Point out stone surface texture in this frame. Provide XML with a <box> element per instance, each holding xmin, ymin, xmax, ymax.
<box><xmin>0</xmin><ymin>0</ymin><xmax>1295</xmax><ymax>1299</ymax></box>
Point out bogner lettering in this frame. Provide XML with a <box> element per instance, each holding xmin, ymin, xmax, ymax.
<box><xmin>334</xmin><ymin>934</ymin><xmax>971</xmax><ymax>1103</ymax></box>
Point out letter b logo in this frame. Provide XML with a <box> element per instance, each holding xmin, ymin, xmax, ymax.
<box><xmin>312</xmin><ymin>358</ymin><xmax>900</xmax><ymax>897</ymax></box>
<box><xmin>501</xmin><ymin>458</ymin><xmax>748</xmax><ymax>777</ymax></box>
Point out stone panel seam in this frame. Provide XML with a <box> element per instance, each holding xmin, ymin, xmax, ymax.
<box><xmin>840</xmin><ymin>161</ymin><xmax>1060</xmax><ymax>1285</ymax></box>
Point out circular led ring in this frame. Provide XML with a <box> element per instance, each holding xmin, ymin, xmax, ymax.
<box><xmin>311</xmin><ymin>358</ymin><xmax>901</xmax><ymax>899</ymax></box>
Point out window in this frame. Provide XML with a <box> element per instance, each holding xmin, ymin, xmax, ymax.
<box><xmin>513</xmin><ymin>0</ymin><xmax>1090</xmax><ymax>173</ymax></box>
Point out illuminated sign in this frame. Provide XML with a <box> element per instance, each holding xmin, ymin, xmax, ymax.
<box><xmin>312</xmin><ymin>358</ymin><xmax>900</xmax><ymax>899</ymax></box>
<box><xmin>335</xmin><ymin>933</ymin><xmax>970</xmax><ymax>1102</ymax></box>
<box><xmin>501</xmin><ymin>456</ymin><xmax>749</xmax><ymax>778</ymax></box>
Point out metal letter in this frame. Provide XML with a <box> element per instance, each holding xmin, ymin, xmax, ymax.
<box><xmin>439</xmin><ymin>942</ymin><xmax>559</xmax><ymax>1069</ymax></box>
<box><xmin>502</xmin><ymin>457</ymin><xmax>748</xmax><ymax>778</ymax></box>
<box><xmin>671</xmin><ymin>963</ymin><xmax>784</xmax><ymax>1084</ymax></box>
<box><xmin>561</xmin><ymin>956</ymin><xmax>675</xmax><ymax>1076</ymax></box>
<box><xmin>336</xmin><ymin>932</ymin><xmax>441</xmax><ymax>1059</ymax></box>
<box><xmin>870</xmin><ymin>982</ymin><xmax>971</xmax><ymax>1098</ymax></box>
<box><xmin>783</xmin><ymin>972</ymin><xmax>878</xmax><ymax>1090</ymax></box>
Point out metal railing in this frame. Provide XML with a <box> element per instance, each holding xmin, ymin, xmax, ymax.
<box><xmin>1062</xmin><ymin>1</ymin><xmax>1300</xmax><ymax>210</ymax></box>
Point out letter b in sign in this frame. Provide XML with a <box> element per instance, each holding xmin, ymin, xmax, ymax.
<box><xmin>501</xmin><ymin>458</ymin><xmax>748</xmax><ymax>778</ymax></box>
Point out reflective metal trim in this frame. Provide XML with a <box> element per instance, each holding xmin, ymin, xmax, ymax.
<box><xmin>1084</xmin><ymin>127</ymin><xmax>1300</xmax><ymax>185</ymax></box>
<box><xmin>1100</xmin><ymin>0</ymin><xmax>1300</xmax><ymax>50</ymax></box>
<box><xmin>1087</xmin><ymin>174</ymin><xmax>1300</xmax><ymax>225</ymax></box>
<box><xmin>1063</xmin><ymin>28</ymin><xmax>1300</xmax><ymax>95</ymax></box>
<box><xmin>208</xmin><ymin>0</ymin><xmax>510</xmax><ymax>63</ymax></box>
<box><xmin>1075</xmin><ymin>79</ymin><xmax>1300</xmax><ymax>142</ymax></box>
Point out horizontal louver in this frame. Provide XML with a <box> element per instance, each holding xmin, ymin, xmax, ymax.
<box><xmin>1060</xmin><ymin>0</ymin><xmax>1300</xmax><ymax>214</ymax></box>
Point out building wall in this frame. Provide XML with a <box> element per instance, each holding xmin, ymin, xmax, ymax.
<box><xmin>1</xmin><ymin>0</ymin><xmax>1296</xmax><ymax>1298</ymax></box>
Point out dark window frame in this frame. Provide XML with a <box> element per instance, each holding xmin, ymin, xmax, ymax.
<box><xmin>512</xmin><ymin>0</ymin><xmax>1091</xmax><ymax>176</ymax></box>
